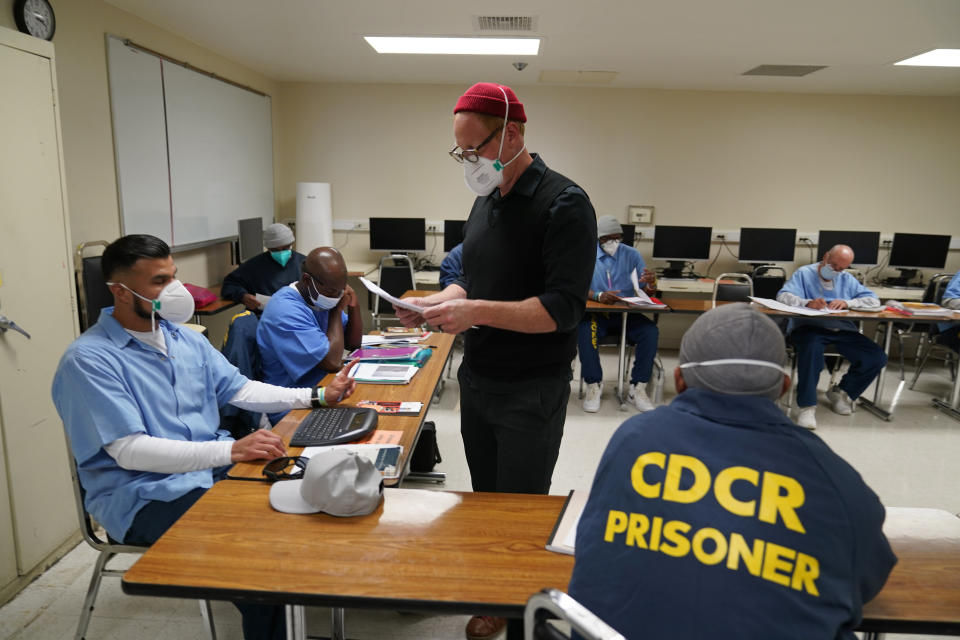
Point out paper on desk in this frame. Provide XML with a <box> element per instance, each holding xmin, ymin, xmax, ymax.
<box><xmin>359</xmin><ymin>277</ymin><xmax>424</xmax><ymax>312</ymax></box>
<box><xmin>355</xmin><ymin>429</ymin><xmax>403</xmax><ymax>445</ymax></box>
<box><xmin>749</xmin><ymin>296</ymin><xmax>848</xmax><ymax>316</ymax></box>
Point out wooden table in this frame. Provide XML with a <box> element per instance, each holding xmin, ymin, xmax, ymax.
<box><xmin>661</xmin><ymin>298</ymin><xmax>960</xmax><ymax>422</ymax></box>
<box><xmin>227</xmin><ymin>331</ymin><xmax>454</xmax><ymax>486</ymax></box>
<box><xmin>122</xmin><ymin>483</ymin><xmax>574</xmax><ymax>639</ymax></box>
<box><xmin>120</xmin><ymin>484</ymin><xmax>960</xmax><ymax>639</ymax></box>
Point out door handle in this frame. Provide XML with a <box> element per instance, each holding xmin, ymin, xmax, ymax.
<box><xmin>0</xmin><ymin>315</ymin><xmax>31</xmax><ymax>339</ymax></box>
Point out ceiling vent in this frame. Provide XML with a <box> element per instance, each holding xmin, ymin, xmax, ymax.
<box><xmin>742</xmin><ymin>64</ymin><xmax>827</xmax><ymax>77</ymax></box>
<box><xmin>473</xmin><ymin>16</ymin><xmax>537</xmax><ymax>32</ymax></box>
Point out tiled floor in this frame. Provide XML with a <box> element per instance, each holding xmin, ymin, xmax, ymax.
<box><xmin>2</xmin><ymin>347</ymin><xmax>957</xmax><ymax>639</ymax></box>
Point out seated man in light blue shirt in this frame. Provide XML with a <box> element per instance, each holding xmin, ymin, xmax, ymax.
<box><xmin>257</xmin><ymin>247</ymin><xmax>363</xmax><ymax>422</ymax></box>
<box><xmin>934</xmin><ymin>271</ymin><xmax>960</xmax><ymax>353</ymax></box>
<box><xmin>52</xmin><ymin>235</ymin><xmax>355</xmax><ymax>640</ymax></box>
<box><xmin>776</xmin><ymin>244</ymin><xmax>885</xmax><ymax>429</ymax></box>
<box><xmin>439</xmin><ymin>242</ymin><xmax>463</xmax><ymax>288</ymax></box>
<box><xmin>578</xmin><ymin>215</ymin><xmax>659</xmax><ymax>412</ymax></box>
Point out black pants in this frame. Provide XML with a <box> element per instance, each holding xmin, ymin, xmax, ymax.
<box><xmin>458</xmin><ymin>364</ymin><xmax>570</xmax><ymax>495</ymax></box>
<box><xmin>124</xmin><ymin>473</ymin><xmax>285</xmax><ymax>640</ymax></box>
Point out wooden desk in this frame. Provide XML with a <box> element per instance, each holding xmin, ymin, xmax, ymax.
<box><xmin>193</xmin><ymin>284</ymin><xmax>241</xmax><ymax>318</ymax></box>
<box><xmin>123</xmin><ymin>483</ymin><xmax>573</xmax><ymax>639</ymax></box>
<box><xmin>226</xmin><ymin>332</ymin><xmax>453</xmax><ymax>486</ymax></box>
<box><xmin>121</xmin><ymin>484</ymin><xmax>960</xmax><ymax>638</ymax></box>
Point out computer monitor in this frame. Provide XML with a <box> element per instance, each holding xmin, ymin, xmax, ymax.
<box><xmin>620</xmin><ymin>223</ymin><xmax>636</xmax><ymax>247</ymax></box>
<box><xmin>652</xmin><ymin>225</ymin><xmax>712</xmax><ymax>278</ymax></box>
<box><xmin>816</xmin><ymin>230</ymin><xmax>880</xmax><ymax>267</ymax></box>
<box><xmin>237</xmin><ymin>217</ymin><xmax>264</xmax><ymax>263</ymax></box>
<box><xmin>738</xmin><ymin>227</ymin><xmax>797</xmax><ymax>264</ymax></box>
<box><xmin>369</xmin><ymin>217</ymin><xmax>426</xmax><ymax>252</ymax></box>
<box><xmin>886</xmin><ymin>232</ymin><xmax>952</xmax><ymax>285</ymax></box>
<box><xmin>444</xmin><ymin>220</ymin><xmax>466</xmax><ymax>252</ymax></box>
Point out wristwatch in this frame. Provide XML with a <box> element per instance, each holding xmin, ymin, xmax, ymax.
<box><xmin>310</xmin><ymin>386</ymin><xmax>324</xmax><ymax>408</ymax></box>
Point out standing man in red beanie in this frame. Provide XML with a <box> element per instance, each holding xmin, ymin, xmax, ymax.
<box><xmin>396</xmin><ymin>82</ymin><xmax>596</xmax><ymax>640</ymax></box>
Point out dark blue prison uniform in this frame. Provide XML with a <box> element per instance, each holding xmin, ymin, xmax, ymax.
<box><xmin>221</xmin><ymin>251</ymin><xmax>307</xmax><ymax>305</ymax></box>
<box><xmin>568</xmin><ymin>388</ymin><xmax>896</xmax><ymax>640</ymax></box>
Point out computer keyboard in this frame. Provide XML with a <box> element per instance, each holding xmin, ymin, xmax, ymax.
<box><xmin>289</xmin><ymin>407</ymin><xmax>378</xmax><ymax>447</ymax></box>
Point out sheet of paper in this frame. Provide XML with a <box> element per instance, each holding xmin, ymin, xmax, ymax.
<box><xmin>359</xmin><ymin>276</ymin><xmax>424</xmax><ymax>312</ymax></box>
<box><xmin>254</xmin><ymin>293</ymin><xmax>271</xmax><ymax>308</ymax></box>
<box><xmin>355</xmin><ymin>429</ymin><xmax>403</xmax><ymax>445</ymax></box>
<box><xmin>300</xmin><ymin>444</ymin><xmax>403</xmax><ymax>479</ymax></box>
<box><xmin>749</xmin><ymin>296</ymin><xmax>847</xmax><ymax>316</ymax></box>
<box><xmin>630</xmin><ymin>268</ymin><xmax>641</xmax><ymax>297</ymax></box>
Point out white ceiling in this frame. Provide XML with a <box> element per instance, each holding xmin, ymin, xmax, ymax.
<box><xmin>105</xmin><ymin>0</ymin><xmax>960</xmax><ymax>95</ymax></box>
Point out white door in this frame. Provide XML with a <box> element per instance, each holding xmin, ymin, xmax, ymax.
<box><xmin>0</xmin><ymin>32</ymin><xmax>78</xmax><ymax>576</ymax></box>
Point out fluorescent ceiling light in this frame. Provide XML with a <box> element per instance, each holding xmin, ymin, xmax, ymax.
<box><xmin>364</xmin><ymin>36</ymin><xmax>539</xmax><ymax>55</ymax></box>
<box><xmin>894</xmin><ymin>49</ymin><xmax>960</xmax><ymax>67</ymax></box>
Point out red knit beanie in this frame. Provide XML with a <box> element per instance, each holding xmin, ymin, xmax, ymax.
<box><xmin>453</xmin><ymin>82</ymin><xmax>527</xmax><ymax>123</ymax></box>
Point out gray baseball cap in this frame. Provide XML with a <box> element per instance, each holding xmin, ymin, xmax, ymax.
<box><xmin>263</xmin><ymin>223</ymin><xmax>295</xmax><ymax>249</ymax></box>
<box><xmin>269</xmin><ymin>449</ymin><xmax>384</xmax><ymax>516</ymax></box>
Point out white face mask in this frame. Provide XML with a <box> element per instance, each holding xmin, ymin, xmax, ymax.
<box><xmin>307</xmin><ymin>278</ymin><xmax>342</xmax><ymax>310</ymax></box>
<box><xmin>601</xmin><ymin>239</ymin><xmax>620</xmax><ymax>257</ymax></box>
<box><xmin>462</xmin><ymin>86</ymin><xmax>526</xmax><ymax>197</ymax></box>
<box><xmin>819</xmin><ymin>264</ymin><xmax>838</xmax><ymax>281</ymax></box>
<box><xmin>108</xmin><ymin>279</ymin><xmax>195</xmax><ymax>331</ymax></box>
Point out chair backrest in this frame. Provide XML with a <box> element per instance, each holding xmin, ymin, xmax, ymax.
<box><xmin>524</xmin><ymin>589</ymin><xmax>625</xmax><ymax>640</ymax></box>
<box><xmin>374</xmin><ymin>254</ymin><xmax>416</xmax><ymax>316</ymax></box>
<box><xmin>64</xmin><ymin>433</ymin><xmax>147</xmax><ymax>553</ymax></box>
<box><xmin>924</xmin><ymin>273</ymin><xmax>955</xmax><ymax>305</ymax></box>
<box><xmin>751</xmin><ymin>266</ymin><xmax>786</xmax><ymax>299</ymax></box>
<box><xmin>712</xmin><ymin>273</ymin><xmax>754</xmax><ymax>307</ymax></box>
<box><xmin>220</xmin><ymin>310</ymin><xmax>262</xmax><ymax>438</ymax></box>
<box><xmin>75</xmin><ymin>241</ymin><xmax>113</xmax><ymax>332</ymax></box>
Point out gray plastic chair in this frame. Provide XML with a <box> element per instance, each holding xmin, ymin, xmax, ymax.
<box><xmin>524</xmin><ymin>588</ymin><xmax>626</xmax><ymax>640</ymax></box>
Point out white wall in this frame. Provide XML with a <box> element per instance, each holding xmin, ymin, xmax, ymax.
<box><xmin>277</xmin><ymin>82</ymin><xmax>960</xmax><ymax>276</ymax></box>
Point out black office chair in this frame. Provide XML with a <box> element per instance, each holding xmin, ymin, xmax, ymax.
<box><xmin>372</xmin><ymin>254</ymin><xmax>416</xmax><ymax>330</ymax></box>
<box><xmin>524</xmin><ymin>589</ymin><xmax>625</xmax><ymax>640</ymax></box>
<box><xmin>712</xmin><ymin>273</ymin><xmax>753</xmax><ymax>307</ymax></box>
<box><xmin>751</xmin><ymin>266</ymin><xmax>786</xmax><ymax>299</ymax></box>
<box><xmin>909</xmin><ymin>273</ymin><xmax>957</xmax><ymax>389</ymax></box>
<box><xmin>64</xmin><ymin>434</ymin><xmax>217</xmax><ymax>640</ymax></box>
<box><xmin>75</xmin><ymin>240</ymin><xmax>112</xmax><ymax>332</ymax></box>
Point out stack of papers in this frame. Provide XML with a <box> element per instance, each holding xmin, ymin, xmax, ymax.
<box><xmin>349</xmin><ymin>362</ymin><xmax>419</xmax><ymax>384</ymax></box>
<box><xmin>360</xmin><ymin>332</ymin><xmax>432</xmax><ymax>347</ymax></box>
<box><xmin>749</xmin><ymin>297</ymin><xmax>848</xmax><ymax>316</ymax></box>
<box><xmin>347</xmin><ymin>346</ymin><xmax>422</xmax><ymax>360</ymax></box>
<box><xmin>901</xmin><ymin>302</ymin><xmax>953</xmax><ymax>316</ymax></box>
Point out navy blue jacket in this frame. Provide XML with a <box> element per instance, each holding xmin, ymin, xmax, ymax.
<box><xmin>221</xmin><ymin>251</ymin><xmax>307</xmax><ymax>304</ymax></box>
<box><xmin>569</xmin><ymin>388</ymin><xmax>896</xmax><ymax>640</ymax></box>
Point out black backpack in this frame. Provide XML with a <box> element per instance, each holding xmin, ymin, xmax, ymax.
<box><xmin>410</xmin><ymin>421</ymin><xmax>442</xmax><ymax>472</ymax></box>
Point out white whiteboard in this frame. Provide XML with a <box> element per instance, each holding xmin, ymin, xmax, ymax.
<box><xmin>107</xmin><ymin>36</ymin><xmax>274</xmax><ymax>248</ymax></box>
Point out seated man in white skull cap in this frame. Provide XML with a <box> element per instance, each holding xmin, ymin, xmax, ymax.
<box><xmin>222</xmin><ymin>223</ymin><xmax>307</xmax><ymax>312</ymax></box>
<box><xmin>569</xmin><ymin>303</ymin><xmax>895</xmax><ymax>640</ymax></box>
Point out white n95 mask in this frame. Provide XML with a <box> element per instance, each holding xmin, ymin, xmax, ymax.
<box><xmin>108</xmin><ymin>279</ymin><xmax>195</xmax><ymax>331</ymax></box>
<box><xmin>601</xmin><ymin>240</ymin><xmax>620</xmax><ymax>257</ymax></box>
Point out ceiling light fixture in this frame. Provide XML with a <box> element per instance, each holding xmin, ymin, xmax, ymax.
<box><xmin>894</xmin><ymin>49</ymin><xmax>960</xmax><ymax>67</ymax></box>
<box><xmin>363</xmin><ymin>36</ymin><xmax>540</xmax><ymax>55</ymax></box>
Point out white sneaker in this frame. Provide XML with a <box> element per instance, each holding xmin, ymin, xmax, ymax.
<box><xmin>583</xmin><ymin>382</ymin><xmax>602</xmax><ymax>413</ymax></box>
<box><xmin>628</xmin><ymin>382</ymin><xmax>655</xmax><ymax>412</ymax></box>
<box><xmin>795</xmin><ymin>406</ymin><xmax>817</xmax><ymax>430</ymax></box>
<box><xmin>827</xmin><ymin>386</ymin><xmax>854</xmax><ymax>416</ymax></box>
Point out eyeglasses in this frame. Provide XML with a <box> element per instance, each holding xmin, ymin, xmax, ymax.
<box><xmin>448</xmin><ymin>126</ymin><xmax>502</xmax><ymax>164</ymax></box>
<box><xmin>262</xmin><ymin>456</ymin><xmax>308</xmax><ymax>481</ymax></box>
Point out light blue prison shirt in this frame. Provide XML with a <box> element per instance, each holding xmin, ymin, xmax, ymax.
<box><xmin>51</xmin><ymin>307</ymin><xmax>247</xmax><ymax>541</ymax></box>
<box><xmin>777</xmin><ymin>263</ymin><xmax>880</xmax><ymax>333</ymax></box>
<box><xmin>589</xmin><ymin>243</ymin><xmax>646</xmax><ymax>298</ymax></box>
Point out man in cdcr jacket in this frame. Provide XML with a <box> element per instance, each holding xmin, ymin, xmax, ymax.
<box><xmin>569</xmin><ymin>303</ymin><xmax>896</xmax><ymax>640</ymax></box>
<box><xmin>395</xmin><ymin>82</ymin><xmax>596</xmax><ymax>640</ymax></box>
<box><xmin>776</xmin><ymin>244</ymin><xmax>886</xmax><ymax>429</ymax></box>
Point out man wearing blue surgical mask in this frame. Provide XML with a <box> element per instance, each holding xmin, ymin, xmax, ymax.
<box><xmin>257</xmin><ymin>247</ymin><xmax>363</xmax><ymax>422</ymax></box>
<box><xmin>222</xmin><ymin>223</ymin><xmax>307</xmax><ymax>313</ymax></box>
<box><xmin>777</xmin><ymin>244</ymin><xmax>886</xmax><ymax>429</ymax></box>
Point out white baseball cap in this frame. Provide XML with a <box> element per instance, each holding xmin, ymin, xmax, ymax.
<box><xmin>269</xmin><ymin>449</ymin><xmax>384</xmax><ymax>516</ymax></box>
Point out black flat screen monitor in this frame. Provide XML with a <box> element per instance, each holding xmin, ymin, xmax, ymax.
<box><xmin>738</xmin><ymin>227</ymin><xmax>797</xmax><ymax>264</ymax></box>
<box><xmin>620</xmin><ymin>223</ymin><xmax>636</xmax><ymax>247</ymax></box>
<box><xmin>888</xmin><ymin>232</ymin><xmax>951</xmax><ymax>269</ymax></box>
<box><xmin>369</xmin><ymin>217</ymin><xmax>426</xmax><ymax>252</ymax></box>
<box><xmin>237</xmin><ymin>217</ymin><xmax>264</xmax><ymax>262</ymax></box>
<box><xmin>444</xmin><ymin>220</ymin><xmax>466</xmax><ymax>252</ymax></box>
<box><xmin>816</xmin><ymin>230</ymin><xmax>880</xmax><ymax>267</ymax></box>
<box><xmin>652</xmin><ymin>225</ymin><xmax>712</xmax><ymax>261</ymax></box>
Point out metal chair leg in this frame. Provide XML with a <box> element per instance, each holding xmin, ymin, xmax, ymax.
<box><xmin>910</xmin><ymin>340</ymin><xmax>933</xmax><ymax>390</ymax></box>
<box><xmin>75</xmin><ymin>551</ymin><xmax>114</xmax><ymax>640</ymax></box>
<box><xmin>199</xmin><ymin>600</ymin><xmax>217</xmax><ymax>639</ymax></box>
